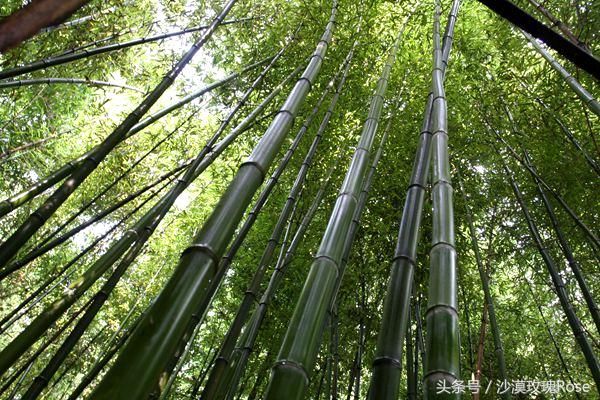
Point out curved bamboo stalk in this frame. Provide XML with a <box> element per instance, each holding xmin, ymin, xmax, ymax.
<box><xmin>0</xmin><ymin>18</ymin><xmax>251</xmax><ymax>80</ymax></box>
<box><xmin>457</xmin><ymin>169</ymin><xmax>510</xmax><ymax>399</ymax></box>
<box><xmin>524</xmin><ymin>153</ymin><xmax>600</xmax><ymax>334</ymax></box>
<box><xmin>522</xmin><ymin>31</ymin><xmax>600</xmax><ymax>116</ymax></box>
<box><xmin>86</xmin><ymin>7</ymin><xmax>330</xmax><ymax>394</ymax></box>
<box><xmin>501</xmin><ymin>156</ymin><xmax>600</xmax><ymax>391</ymax></box>
<box><xmin>202</xmin><ymin>44</ymin><xmax>355</xmax><ymax>400</ymax></box>
<box><xmin>0</xmin><ymin>0</ymin><xmax>238</xmax><ymax>267</ymax></box>
<box><xmin>264</xmin><ymin>13</ymin><xmax>405</xmax><ymax>398</ymax></box>
<box><xmin>368</xmin><ymin>1</ymin><xmax>460</xmax><ymax>398</ymax></box>
<box><xmin>0</xmin><ymin>0</ymin><xmax>90</xmax><ymax>52</ymax></box>
<box><xmin>422</xmin><ymin>1</ymin><xmax>460</xmax><ymax>395</ymax></box>
<box><xmin>0</xmin><ymin>77</ymin><xmax>143</xmax><ymax>92</ymax></box>
<box><xmin>0</xmin><ymin>55</ymin><xmax>267</xmax><ymax>224</ymax></box>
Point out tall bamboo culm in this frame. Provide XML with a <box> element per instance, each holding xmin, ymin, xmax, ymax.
<box><xmin>263</xmin><ymin>13</ymin><xmax>407</xmax><ymax>399</ymax></box>
<box><xmin>88</xmin><ymin>2</ymin><xmax>338</xmax><ymax>398</ymax></box>
<box><xmin>422</xmin><ymin>1</ymin><xmax>460</xmax><ymax>397</ymax></box>
<box><xmin>368</xmin><ymin>1</ymin><xmax>460</xmax><ymax>398</ymax></box>
<box><xmin>202</xmin><ymin>43</ymin><xmax>356</xmax><ymax>400</ymax></box>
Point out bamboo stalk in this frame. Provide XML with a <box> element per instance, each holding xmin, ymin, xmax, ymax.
<box><xmin>524</xmin><ymin>153</ymin><xmax>600</xmax><ymax>334</ymax></box>
<box><xmin>368</xmin><ymin>2</ymin><xmax>461</xmax><ymax>398</ymax></box>
<box><xmin>224</xmin><ymin>160</ymin><xmax>338</xmax><ymax>399</ymax></box>
<box><xmin>0</xmin><ymin>77</ymin><xmax>143</xmax><ymax>92</ymax></box>
<box><xmin>0</xmin><ymin>18</ymin><xmax>251</xmax><ymax>80</ymax></box>
<box><xmin>88</xmin><ymin>4</ymin><xmax>336</xmax><ymax>397</ymax></box>
<box><xmin>0</xmin><ymin>0</ymin><xmax>238</xmax><ymax>266</ymax></box>
<box><xmin>202</xmin><ymin>44</ymin><xmax>355</xmax><ymax>400</ymax></box>
<box><xmin>422</xmin><ymin>1</ymin><xmax>460</xmax><ymax>396</ymax></box>
<box><xmin>264</xmin><ymin>12</ymin><xmax>405</xmax><ymax>398</ymax></box>
<box><xmin>522</xmin><ymin>30</ymin><xmax>600</xmax><ymax>116</ymax></box>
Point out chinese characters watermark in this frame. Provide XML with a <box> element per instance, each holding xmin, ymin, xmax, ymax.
<box><xmin>436</xmin><ymin>379</ymin><xmax>592</xmax><ymax>396</ymax></box>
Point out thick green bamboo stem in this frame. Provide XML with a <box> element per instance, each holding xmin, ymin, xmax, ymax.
<box><xmin>495</xmin><ymin>131</ymin><xmax>600</xmax><ymax>250</ymax></box>
<box><xmin>156</xmin><ymin>63</ymin><xmax>328</xmax><ymax>397</ymax></box>
<box><xmin>502</xmin><ymin>159</ymin><xmax>600</xmax><ymax>391</ymax></box>
<box><xmin>0</xmin><ymin>57</ymin><xmax>266</xmax><ymax>222</ymax></box>
<box><xmin>457</xmin><ymin>171</ymin><xmax>509</xmax><ymax>398</ymax></box>
<box><xmin>224</xmin><ymin>160</ymin><xmax>337</xmax><ymax>399</ymax></box>
<box><xmin>368</xmin><ymin>2</ymin><xmax>460</xmax><ymax>398</ymax></box>
<box><xmin>0</xmin><ymin>77</ymin><xmax>143</xmax><ymax>92</ymax></box>
<box><xmin>89</xmin><ymin>3</ymin><xmax>336</xmax><ymax>397</ymax></box>
<box><xmin>202</xmin><ymin>45</ymin><xmax>354</xmax><ymax>400</ymax></box>
<box><xmin>264</xmin><ymin>15</ymin><xmax>404</xmax><ymax>399</ymax></box>
<box><xmin>0</xmin><ymin>49</ymin><xmax>282</xmax><ymax>375</ymax></box>
<box><xmin>423</xmin><ymin>2</ymin><xmax>460</xmax><ymax>396</ymax></box>
<box><xmin>522</xmin><ymin>31</ymin><xmax>600</xmax><ymax>117</ymax></box>
<box><xmin>0</xmin><ymin>18</ymin><xmax>251</xmax><ymax>80</ymax></box>
<box><xmin>524</xmin><ymin>154</ymin><xmax>600</xmax><ymax>334</ymax></box>
<box><xmin>525</xmin><ymin>0</ymin><xmax>588</xmax><ymax>51</ymax></box>
<box><xmin>0</xmin><ymin>0</ymin><xmax>237</xmax><ymax>266</ymax></box>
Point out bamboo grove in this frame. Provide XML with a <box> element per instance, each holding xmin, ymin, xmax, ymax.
<box><xmin>0</xmin><ymin>0</ymin><xmax>598</xmax><ymax>399</ymax></box>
